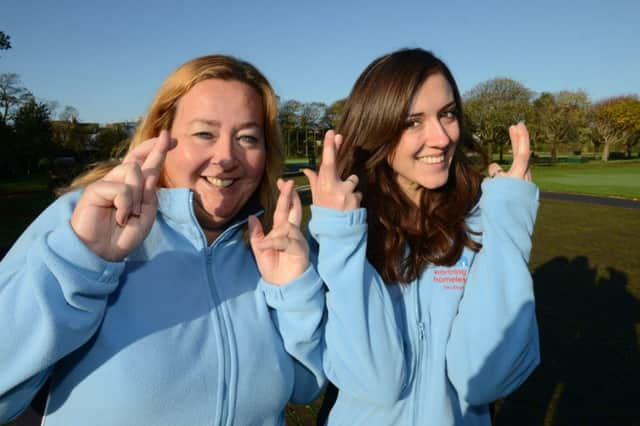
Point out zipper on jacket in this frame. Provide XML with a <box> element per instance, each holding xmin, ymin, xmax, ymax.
<box><xmin>205</xmin><ymin>248</ymin><xmax>230</xmax><ymax>426</ymax></box>
<box><xmin>413</xmin><ymin>279</ymin><xmax>425</xmax><ymax>425</ymax></box>
<box><xmin>413</xmin><ymin>321</ymin><xmax>424</xmax><ymax>423</ymax></box>
<box><xmin>187</xmin><ymin>193</ymin><xmax>243</xmax><ymax>426</ymax></box>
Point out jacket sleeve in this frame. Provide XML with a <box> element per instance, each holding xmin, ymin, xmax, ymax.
<box><xmin>309</xmin><ymin>206</ymin><xmax>407</xmax><ymax>405</ymax></box>
<box><xmin>0</xmin><ymin>192</ymin><xmax>124</xmax><ymax>422</ymax></box>
<box><xmin>446</xmin><ymin>177</ymin><xmax>540</xmax><ymax>406</ymax></box>
<box><xmin>259</xmin><ymin>265</ymin><xmax>326</xmax><ymax>403</ymax></box>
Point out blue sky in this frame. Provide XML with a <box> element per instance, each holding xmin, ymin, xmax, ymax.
<box><xmin>3</xmin><ymin>0</ymin><xmax>639</xmax><ymax>124</ymax></box>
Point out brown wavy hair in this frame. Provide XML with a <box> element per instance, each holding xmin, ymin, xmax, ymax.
<box><xmin>62</xmin><ymin>55</ymin><xmax>283</xmax><ymax>233</ymax></box>
<box><xmin>335</xmin><ymin>48</ymin><xmax>487</xmax><ymax>284</ymax></box>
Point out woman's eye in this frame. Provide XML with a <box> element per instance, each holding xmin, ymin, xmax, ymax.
<box><xmin>194</xmin><ymin>131</ymin><xmax>214</xmax><ymax>140</ymax></box>
<box><xmin>237</xmin><ymin>134</ymin><xmax>260</xmax><ymax>145</ymax></box>
<box><xmin>405</xmin><ymin>119</ymin><xmax>421</xmax><ymax>129</ymax></box>
<box><xmin>441</xmin><ymin>110</ymin><xmax>458</xmax><ymax>121</ymax></box>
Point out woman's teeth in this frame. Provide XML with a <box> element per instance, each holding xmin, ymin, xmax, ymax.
<box><xmin>418</xmin><ymin>155</ymin><xmax>445</xmax><ymax>164</ymax></box>
<box><xmin>206</xmin><ymin>177</ymin><xmax>234</xmax><ymax>188</ymax></box>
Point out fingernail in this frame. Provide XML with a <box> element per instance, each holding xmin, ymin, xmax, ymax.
<box><xmin>170</xmin><ymin>138</ymin><xmax>178</xmax><ymax>148</ymax></box>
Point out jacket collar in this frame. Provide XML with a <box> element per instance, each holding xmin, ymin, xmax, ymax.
<box><xmin>156</xmin><ymin>188</ymin><xmax>264</xmax><ymax>242</ymax></box>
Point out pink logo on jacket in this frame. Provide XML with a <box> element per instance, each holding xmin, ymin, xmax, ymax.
<box><xmin>433</xmin><ymin>256</ymin><xmax>468</xmax><ymax>290</ymax></box>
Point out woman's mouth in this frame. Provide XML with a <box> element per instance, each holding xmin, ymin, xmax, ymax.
<box><xmin>205</xmin><ymin>176</ymin><xmax>234</xmax><ymax>188</ymax></box>
<box><xmin>417</xmin><ymin>154</ymin><xmax>445</xmax><ymax>164</ymax></box>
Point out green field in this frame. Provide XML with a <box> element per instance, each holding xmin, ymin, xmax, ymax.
<box><xmin>532</xmin><ymin>160</ymin><xmax>640</xmax><ymax>199</ymax></box>
<box><xmin>286</xmin><ymin>158</ymin><xmax>640</xmax><ymax>200</ymax></box>
<box><xmin>493</xmin><ymin>199</ymin><xmax>640</xmax><ymax>425</ymax></box>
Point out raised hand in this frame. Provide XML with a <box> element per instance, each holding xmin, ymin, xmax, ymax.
<box><xmin>70</xmin><ymin>130</ymin><xmax>176</xmax><ymax>261</ymax></box>
<box><xmin>488</xmin><ymin>122</ymin><xmax>532</xmax><ymax>182</ymax></box>
<box><xmin>249</xmin><ymin>179</ymin><xmax>309</xmax><ymax>285</ymax></box>
<box><xmin>303</xmin><ymin>130</ymin><xmax>362</xmax><ymax>210</ymax></box>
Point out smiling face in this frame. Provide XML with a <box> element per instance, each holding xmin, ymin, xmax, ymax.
<box><xmin>163</xmin><ymin>78</ymin><xmax>266</xmax><ymax>242</ymax></box>
<box><xmin>388</xmin><ymin>72</ymin><xmax>460</xmax><ymax>205</ymax></box>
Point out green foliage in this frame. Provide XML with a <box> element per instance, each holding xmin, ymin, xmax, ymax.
<box><xmin>94</xmin><ymin>125</ymin><xmax>130</xmax><ymax>160</ymax></box>
<box><xmin>278</xmin><ymin>99</ymin><xmax>330</xmax><ymax>159</ymax></box>
<box><xmin>321</xmin><ymin>98</ymin><xmax>346</xmax><ymax>129</ymax></box>
<box><xmin>591</xmin><ymin>95</ymin><xmax>640</xmax><ymax>161</ymax></box>
<box><xmin>278</xmin><ymin>99</ymin><xmax>302</xmax><ymax>158</ymax></box>
<box><xmin>463</xmin><ymin>78</ymin><xmax>533</xmax><ymax>162</ymax></box>
<box><xmin>12</xmin><ymin>99</ymin><xmax>54</xmax><ymax>176</ymax></box>
<box><xmin>530</xmin><ymin>90</ymin><xmax>590</xmax><ymax>161</ymax></box>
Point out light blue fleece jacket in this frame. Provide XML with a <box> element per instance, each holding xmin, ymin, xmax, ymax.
<box><xmin>0</xmin><ymin>188</ymin><xmax>325</xmax><ymax>426</ymax></box>
<box><xmin>310</xmin><ymin>178</ymin><xmax>540</xmax><ymax>426</ymax></box>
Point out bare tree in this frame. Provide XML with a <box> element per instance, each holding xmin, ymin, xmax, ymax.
<box><xmin>0</xmin><ymin>73</ymin><xmax>32</xmax><ymax>125</ymax></box>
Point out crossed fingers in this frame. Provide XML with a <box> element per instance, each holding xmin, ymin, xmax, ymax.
<box><xmin>303</xmin><ymin>130</ymin><xmax>362</xmax><ymax>211</ymax></box>
<box><xmin>101</xmin><ymin>130</ymin><xmax>176</xmax><ymax>224</ymax></box>
<box><xmin>489</xmin><ymin>122</ymin><xmax>532</xmax><ymax>182</ymax></box>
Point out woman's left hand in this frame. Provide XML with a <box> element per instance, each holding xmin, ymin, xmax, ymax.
<box><xmin>249</xmin><ymin>179</ymin><xmax>309</xmax><ymax>285</ymax></box>
<box><xmin>488</xmin><ymin>122</ymin><xmax>532</xmax><ymax>181</ymax></box>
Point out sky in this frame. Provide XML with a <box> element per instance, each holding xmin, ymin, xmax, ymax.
<box><xmin>2</xmin><ymin>0</ymin><xmax>639</xmax><ymax>124</ymax></box>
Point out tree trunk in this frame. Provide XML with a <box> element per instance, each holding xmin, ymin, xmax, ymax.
<box><xmin>285</xmin><ymin>129</ymin><xmax>289</xmax><ymax>158</ymax></box>
<box><xmin>551</xmin><ymin>143</ymin><xmax>557</xmax><ymax>162</ymax></box>
<box><xmin>601</xmin><ymin>139</ymin><xmax>610</xmax><ymax>162</ymax></box>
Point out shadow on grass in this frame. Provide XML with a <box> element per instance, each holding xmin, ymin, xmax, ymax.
<box><xmin>495</xmin><ymin>256</ymin><xmax>640</xmax><ymax>426</ymax></box>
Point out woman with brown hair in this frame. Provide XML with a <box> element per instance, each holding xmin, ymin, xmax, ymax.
<box><xmin>306</xmin><ymin>48</ymin><xmax>539</xmax><ymax>425</ymax></box>
<box><xmin>0</xmin><ymin>55</ymin><xmax>325</xmax><ymax>425</ymax></box>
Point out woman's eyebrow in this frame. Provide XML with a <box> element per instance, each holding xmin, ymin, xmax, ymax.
<box><xmin>187</xmin><ymin>118</ymin><xmax>220</xmax><ymax>127</ymax></box>
<box><xmin>440</xmin><ymin>100</ymin><xmax>457</xmax><ymax>111</ymax></box>
<box><xmin>408</xmin><ymin>101</ymin><xmax>457</xmax><ymax>117</ymax></box>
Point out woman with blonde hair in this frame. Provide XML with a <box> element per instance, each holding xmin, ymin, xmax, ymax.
<box><xmin>306</xmin><ymin>48</ymin><xmax>539</xmax><ymax>425</ymax></box>
<box><xmin>0</xmin><ymin>55</ymin><xmax>325</xmax><ymax>425</ymax></box>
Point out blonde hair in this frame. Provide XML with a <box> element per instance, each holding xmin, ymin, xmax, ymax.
<box><xmin>65</xmin><ymin>55</ymin><xmax>283</xmax><ymax>233</ymax></box>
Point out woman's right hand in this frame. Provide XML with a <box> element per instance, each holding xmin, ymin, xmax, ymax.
<box><xmin>303</xmin><ymin>130</ymin><xmax>362</xmax><ymax>211</ymax></box>
<box><xmin>70</xmin><ymin>130</ymin><xmax>176</xmax><ymax>261</ymax></box>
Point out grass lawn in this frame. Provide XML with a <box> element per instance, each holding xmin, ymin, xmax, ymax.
<box><xmin>532</xmin><ymin>160</ymin><xmax>640</xmax><ymax>200</ymax></box>
<box><xmin>492</xmin><ymin>198</ymin><xmax>640</xmax><ymax>425</ymax></box>
<box><xmin>289</xmin><ymin>159</ymin><xmax>640</xmax><ymax>200</ymax></box>
<box><xmin>0</xmin><ymin>173</ymin><xmax>49</xmax><ymax>194</ymax></box>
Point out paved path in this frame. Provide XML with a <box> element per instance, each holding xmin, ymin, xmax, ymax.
<box><xmin>540</xmin><ymin>192</ymin><xmax>640</xmax><ymax>209</ymax></box>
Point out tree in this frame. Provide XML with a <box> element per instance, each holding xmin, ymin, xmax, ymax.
<box><xmin>321</xmin><ymin>98</ymin><xmax>347</xmax><ymax>130</ymax></box>
<box><xmin>464</xmin><ymin>78</ymin><xmax>533</xmax><ymax>162</ymax></box>
<box><xmin>0</xmin><ymin>31</ymin><xmax>11</xmax><ymax>57</ymax></box>
<box><xmin>59</xmin><ymin>105</ymin><xmax>80</xmax><ymax>122</ymax></box>
<box><xmin>611</xmin><ymin>96</ymin><xmax>640</xmax><ymax>158</ymax></box>
<box><xmin>278</xmin><ymin>99</ymin><xmax>302</xmax><ymax>158</ymax></box>
<box><xmin>13</xmin><ymin>99</ymin><xmax>53</xmax><ymax>175</ymax></box>
<box><xmin>531</xmin><ymin>90</ymin><xmax>590</xmax><ymax>161</ymax></box>
<box><xmin>300</xmin><ymin>102</ymin><xmax>326</xmax><ymax>161</ymax></box>
<box><xmin>0</xmin><ymin>73</ymin><xmax>32</xmax><ymax>125</ymax></box>
<box><xmin>94</xmin><ymin>125</ymin><xmax>129</xmax><ymax>160</ymax></box>
<box><xmin>591</xmin><ymin>96</ymin><xmax>640</xmax><ymax>161</ymax></box>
